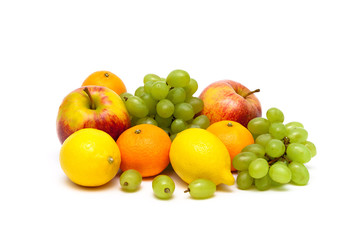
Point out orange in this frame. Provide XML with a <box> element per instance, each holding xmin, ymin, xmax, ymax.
<box><xmin>82</xmin><ymin>70</ymin><xmax>127</xmax><ymax>95</ymax></box>
<box><xmin>116</xmin><ymin>124</ymin><xmax>171</xmax><ymax>177</ymax></box>
<box><xmin>207</xmin><ymin>120</ymin><xmax>254</xmax><ymax>171</ymax></box>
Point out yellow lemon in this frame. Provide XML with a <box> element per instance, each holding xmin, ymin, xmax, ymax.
<box><xmin>60</xmin><ymin>128</ymin><xmax>121</xmax><ymax>187</ymax></box>
<box><xmin>169</xmin><ymin>128</ymin><xmax>235</xmax><ymax>186</ymax></box>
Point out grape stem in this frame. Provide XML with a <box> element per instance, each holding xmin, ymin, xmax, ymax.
<box><xmin>267</xmin><ymin>155</ymin><xmax>292</xmax><ymax>166</ymax></box>
<box><xmin>283</xmin><ymin>137</ymin><xmax>290</xmax><ymax>147</ymax></box>
<box><xmin>268</xmin><ymin>157</ymin><xmax>281</xmax><ymax>166</ymax></box>
<box><xmin>243</xmin><ymin>89</ymin><xmax>260</xmax><ymax>98</ymax></box>
<box><xmin>184</xmin><ymin>188</ymin><xmax>190</xmax><ymax>193</ymax></box>
<box><xmin>83</xmin><ymin>87</ymin><xmax>96</xmax><ymax>110</ymax></box>
<box><xmin>266</xmin><ymin>137</ymin><xmax>292</xmax><ymax>165</ymax></box>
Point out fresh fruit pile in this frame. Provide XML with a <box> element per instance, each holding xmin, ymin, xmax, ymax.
<box><xmin>120</xmin><ymin>70</ymin><xmax>210</xmax><ymax>139</ymax></box>
<box><xmin>56</xmin><ymin>69</ymin><xmax>316</xmax><ymax>200</ymax></box>
<box><xmin>233</xmin><ymin>107</ymin><xmax>316</xmax><ymax>190</ymax></box>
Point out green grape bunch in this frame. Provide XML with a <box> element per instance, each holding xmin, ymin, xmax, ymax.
<box><xmin>120</xmin><ymin>69</ymin><xmax>210</xmax><ymax>140</ymax></box>
<box><xmin>233</xmin><ymin>107</ymin><xmax>316</xmax><ymax>190</ymax></box>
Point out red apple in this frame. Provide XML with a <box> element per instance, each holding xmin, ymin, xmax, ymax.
<box><xmin>56</xmin><ymin>86</ymin><xmax>131</xmax><ymax>144</ymax></box>
<box><xmin>199</xmin><ymin>80</ymin><xmax>261</xmax><ymax>127</ymax></box>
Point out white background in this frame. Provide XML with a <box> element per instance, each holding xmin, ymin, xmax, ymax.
<box><xmin>1</xmin><ymin>0</ymin><xmax>359</xmax><ymax>239</ymax></box>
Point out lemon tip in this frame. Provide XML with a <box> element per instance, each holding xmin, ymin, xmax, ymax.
<box><xmin>221</xmin><ymin>172</ymin><xmax>235</xmax><ymax>185</ymax></box>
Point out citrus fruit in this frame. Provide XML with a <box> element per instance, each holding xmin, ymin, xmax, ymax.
<box><xmin>60</xmin><ymin>128</ymin><xmax>121</xmax><ymax>187</ymax></box>
<box><xmin>116</xmin><ymin>124</ymin><xmax>171</xmax><ymax>177</ymax></box>
<box><xmin>82</xmin><ymin>70</ymin><xmax>127</xmax><ymax>95</ymax></box>
<box><xmin>169</xmin><ymin>128</ymin><xmax>235</xmax><ymax>186</ymax></box>
<box><xmin>207</xmin><ymin>120</ymin><xmax>254</xmax><ymax>171</ymax></box>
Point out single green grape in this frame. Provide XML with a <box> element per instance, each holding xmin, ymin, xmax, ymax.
<box><xmin>141</xmin><ymin>93</ymin><xmax>158</xmax><ymax>116</ymax></box>
<box><xmin>134</xmin><ymin>86</ymin><xmax>145</xmax><ymax>97</ymax></box>
<box><xmin>136</xmin><ymin>117</ymin><xmax>158</xmax><ymax>126</ymax></box>
<box><xmin>187</xmin><ymin>124</ymin><xmax>201</xmax><ymax>129</ymax></box>
<box><xmin>119</xmin><ymin>169</ymin><xmax>142</xmax><ymax>192</ymax></box>
<box><xmin>166</xmin><ymin>69</ymin><xmax>190</xmax><ymax>87</ymax></box>
<box><xmin>144</xmin><ymin>80</ymin><xmax>155</xmax><ymax>93</ymax></box>
<box><xmin>232</xmin><ymin>152</ymin><xmax>257</xmax><ymax>171</ymax></box>
<box><xmin>120</xmin><ymin>92</ymin><xmax>133</xmax><ymax>102</ymax></box>
<box><xmin>286</xmin><ymin>143</ymin><xmax>312</xmax><ymax>164</ymax></box>
<box><xmin>285</xmin><ymin>122</ymin><xmax>304</xmax><ymax>132</ymax></box>
<box><xmin>241</xmin><ymin>144</ymin><xmax>266</xmax><ymax>158</ymax></box>
<box><xmin>183</xmin><ymin>78</ymin><xmax>198</xmax><ymax>97</ymax></box>
<box><xmin>265</xmin><ymin>139</ymin><xmax>286</xmax><ymax>158</ymax></box>
<box><xmin>304</xmin><ymin>141</ymin><xmax>317</xmax><ymax>157</ymax></box>
<box><xmin>152</xmin><ymin>175</ymin><xmax>175</xmax><ymax>199</ymax></box>
<box><xmin>156</xmin><ymin>99</ymin><xmax>174</xmax><ymax>118</ymax></box>
<box><xmin>248</xmin><ymin>158</ymin><xmax>269</xmax><ymax>179</ymax></box>
<box><xmin>192</xmin><ymin>115</ymin><xmax>210</xmax><ymax>129</ymax></box>
<box><xmin>269</xmin><ymin>162</ymin><xmax>292</xmax><ymax>184</ymax></box>
<box><xmin>254</xmin><ymin>174</ymin><xmax>272</xmax><ymax>191</ymax></box>
<box><xmin>288</xmin><ymin>161</ymin><xmax>310</xmax><ymax>185</ymax></box>
<box><xmin>266</xmin><ymin>107</ymin><xmax>284</xmax><ymax>123</ymax></box>
<box><xmin>247</xmin><ymin>117</ymin><xmax>270</xmax><ymax>135</ymax></box>
<box><xmin>173</xmin><ymin>102</ymin><xmax>194</xmax><ymax>121</ymax></box>
<box><xmin>236</xmin><ymin>171</ymin><xmax>254</xmax><ymax>190</ymax></box>
<box><xmin>124</xmin><ymin>96</ymin><xmax>149</xmax><ymax>118</ymax></box>
<box><xmin>255</xmin><ymin>134</ymin><xmax>273</xmax><ymax>147</ymax></box>
<box><xmin>185</xmin><ymin>179</ymin><xmax>216</xmax><ymax>199</ymax></box>
<box><xmin>171</xmin><ymin>119</ymin><xmax>187</xmax><ymax>133</ymax></box>
<box><xmin>167</xmin><ymin>87</ymin><xmax>186</xmax><ymax>104</ymax></box>
<box><xmin>185</xmin><ymin>97</ymin><xmax>204</xmax><ymax>114</ymax></box>
<box><xmin>155</xmin><ymin>114</ymin><xmax>173</xmax><ymax>128</ymax></box>
<box><xmin>287</xmin><ymin>127</ymin><xmax>308</xmax><ymax>143</ymax></box>
<box><xmin>144</xmin><ymin>73</ymin><xmax>161</xmax><ymax>84</ymax></box>
<box><xmin>269</xmin><ymin>122</ymin><xmax>287</xmax><ymax>140</ymax></box>
<box><xmin>151</xmin><ymin>81</ymin><xmax>170</xmax><ymax>100</ymax></box>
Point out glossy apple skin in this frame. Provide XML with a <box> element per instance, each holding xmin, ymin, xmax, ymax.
<box><xmin>199</xmin><ymin>80</ymin><xmax>261</xmax><ymax>127</ymax></box>
<box><xmin>56</xmin><ymin>86</ymin><xmax>131</xmax><ymax>144</ymax></box>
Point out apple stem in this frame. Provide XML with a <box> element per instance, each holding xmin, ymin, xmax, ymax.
<box><xmin>243</xmin><ymin>89</ymin><xmax>260</xmax><ymax>98</ymax></box>
<box><xmin>83</xmin><ymin>87</ymin><xmax>96</xmax><ymax>110</ymax></box>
